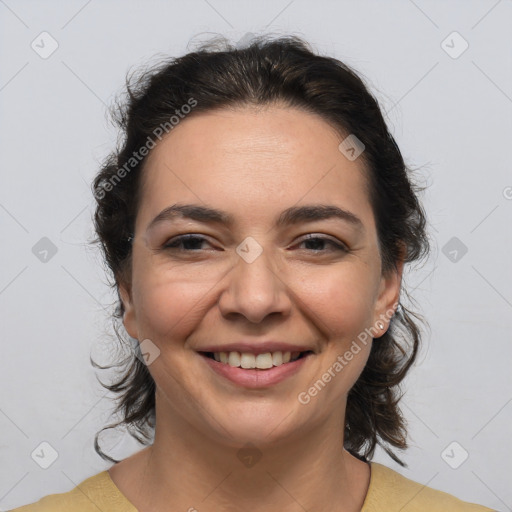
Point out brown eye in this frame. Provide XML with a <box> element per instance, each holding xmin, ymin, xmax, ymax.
<box><xmin>297</xmin><ymin>235</ymin><xmax>348</xmax><ymax>253</ymax></box>
<box><xmin>164</xmin><ymin>234</ymin><xmax>212</xmax><ymax>251</ymax></box>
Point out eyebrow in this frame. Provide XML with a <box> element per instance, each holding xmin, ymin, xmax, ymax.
<box><xmin>146</xmin><ymin>203</ymin><xmax>364</xmax><ymax>232</ymax></box>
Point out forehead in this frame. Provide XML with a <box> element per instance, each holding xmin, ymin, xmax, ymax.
<box><xmin>136</xmin><ymin>106</ymin><xmax>374</xmax><ymax>230</ymax></box>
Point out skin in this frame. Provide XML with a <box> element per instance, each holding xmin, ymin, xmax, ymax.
<box><xmin>109</xmin><ymin>105</ymin><xmax>402</xmax><ymax>512</ymax></box>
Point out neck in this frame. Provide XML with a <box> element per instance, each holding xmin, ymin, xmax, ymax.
<box><xmin>120</xmin><ymin>392</ymin><xmax>371</xmax><ymax>512</ymax></box>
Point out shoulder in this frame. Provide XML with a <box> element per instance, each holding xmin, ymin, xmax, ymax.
<box><xmin>9</xmin><ymin>471</ymin><xmax>137</xmax><ymax>512</ymax></box>
<box><xmin>362</xmin><ymin>462</ymin><xmax>495</xmax><ymax>512</ymax></box>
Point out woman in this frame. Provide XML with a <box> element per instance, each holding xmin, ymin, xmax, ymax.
<box><xmin>12</xmin><ymin>35</ymin><xmax>495</xmax><ymax>511</ymax></box>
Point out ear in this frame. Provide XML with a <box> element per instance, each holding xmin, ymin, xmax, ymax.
<box><xmin>372</xmin><ymin>257</ymin><xmax>404</xmax><ymax>338</ymax></box>
<box><xmin>118</xmin><ymin>278</ymin><xmax>138</xmax><ymax>340</ymax></box>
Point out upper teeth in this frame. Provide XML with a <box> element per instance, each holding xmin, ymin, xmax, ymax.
<box><xmin>212</xmin><ymin>351</ymin><xmax>302</xmax><ymax>369</ymax></box>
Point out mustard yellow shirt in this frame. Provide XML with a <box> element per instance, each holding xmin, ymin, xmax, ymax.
<box><xmin>10</xmin><ymin>462</ymin><xmax>495</xmax><ymax>511</ymax></box>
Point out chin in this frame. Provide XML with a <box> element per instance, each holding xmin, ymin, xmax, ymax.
<box><xmin>202</xmin><ymin>401</ymin><xmax>306</xmax><ymax>448</ymax></box>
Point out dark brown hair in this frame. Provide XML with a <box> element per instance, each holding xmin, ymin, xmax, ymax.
<box><xmin>90</xmin><ymin>34</ymin><xmax>429</xmax><ymax>466</ymax></box>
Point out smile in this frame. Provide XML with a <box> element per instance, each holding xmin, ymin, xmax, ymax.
<box><xmin>202</xmin><ymin>350</ymin><xmax>312</xmax><ymax>369</ymax></box>
<box><xmin>199</xmin><ymin>350</ymin><xmax>314</xmax><ymax>387</ymax></box>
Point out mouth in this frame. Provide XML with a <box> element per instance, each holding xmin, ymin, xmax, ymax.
<box><xmin>198</xmin><ymin>350</ymin><xmax>314</xmax><ymax>388</ymax></box>
<box><xmin>199</xmin><ymin>350</ymin><xmax>314</xmax><ymax>370</ymax></box>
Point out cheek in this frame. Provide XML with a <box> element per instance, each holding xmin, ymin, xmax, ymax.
<box><xmin>131</xmin><ymin>263</ymin><xmax>220</xmax><ymax>343</ymax></box>
<box><xmin>296</xmin><ymin>263</ymin><xmax>378</xmax><ymax>338</ymax></box>
<box><xmin>131</xmin><ymin>248</ymin><xmax>380</xmax><ymax>345</ymax></box>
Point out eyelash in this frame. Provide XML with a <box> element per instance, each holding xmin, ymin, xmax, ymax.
<box><xmin>163</xmin><ymin>234</ymin><xmax>348</xmax><ymax>253</ymax></box>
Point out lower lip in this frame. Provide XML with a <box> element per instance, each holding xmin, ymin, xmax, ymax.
<box><xmin>200</xmin><ymin>353</ymin><xmax>312</xmax><ymax>388</ymax></box>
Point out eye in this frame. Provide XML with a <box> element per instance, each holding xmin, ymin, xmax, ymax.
<box><xmin>162</xmin><ymin>234</ymin><xmax>348</xmax><ymax>254</ymax></box>
<box><xmin>163</xmin><ymin>234</ymin><xmax>214</xmax><ymax>252</ymax></box>
<box><xmin>295</xmin><ymin>234</ymin><xmax>348</xmax><ymax>253</ymax></box>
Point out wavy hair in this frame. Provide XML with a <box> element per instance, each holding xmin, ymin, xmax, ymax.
<box><xmin>90</xmin><ymin>34</ymin><xmax>429</xmax><ymax>466</ymax></box>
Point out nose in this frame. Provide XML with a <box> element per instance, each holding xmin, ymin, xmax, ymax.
<box><xmin>218</xmin><ymin>244</ymin><xmax>292</xmax><ymax>324</ymax></box>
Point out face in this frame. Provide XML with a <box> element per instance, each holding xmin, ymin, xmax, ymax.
<box><xmin>119</xmin><ymin>105</ymin><xmax>401</xmax><ymax>449</ymax></box>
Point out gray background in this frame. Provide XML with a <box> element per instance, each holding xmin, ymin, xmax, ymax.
<box><xmin>1</xmin><ymin>0</ymin><xmax>511</xmax><ymax>510</ymax></box>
